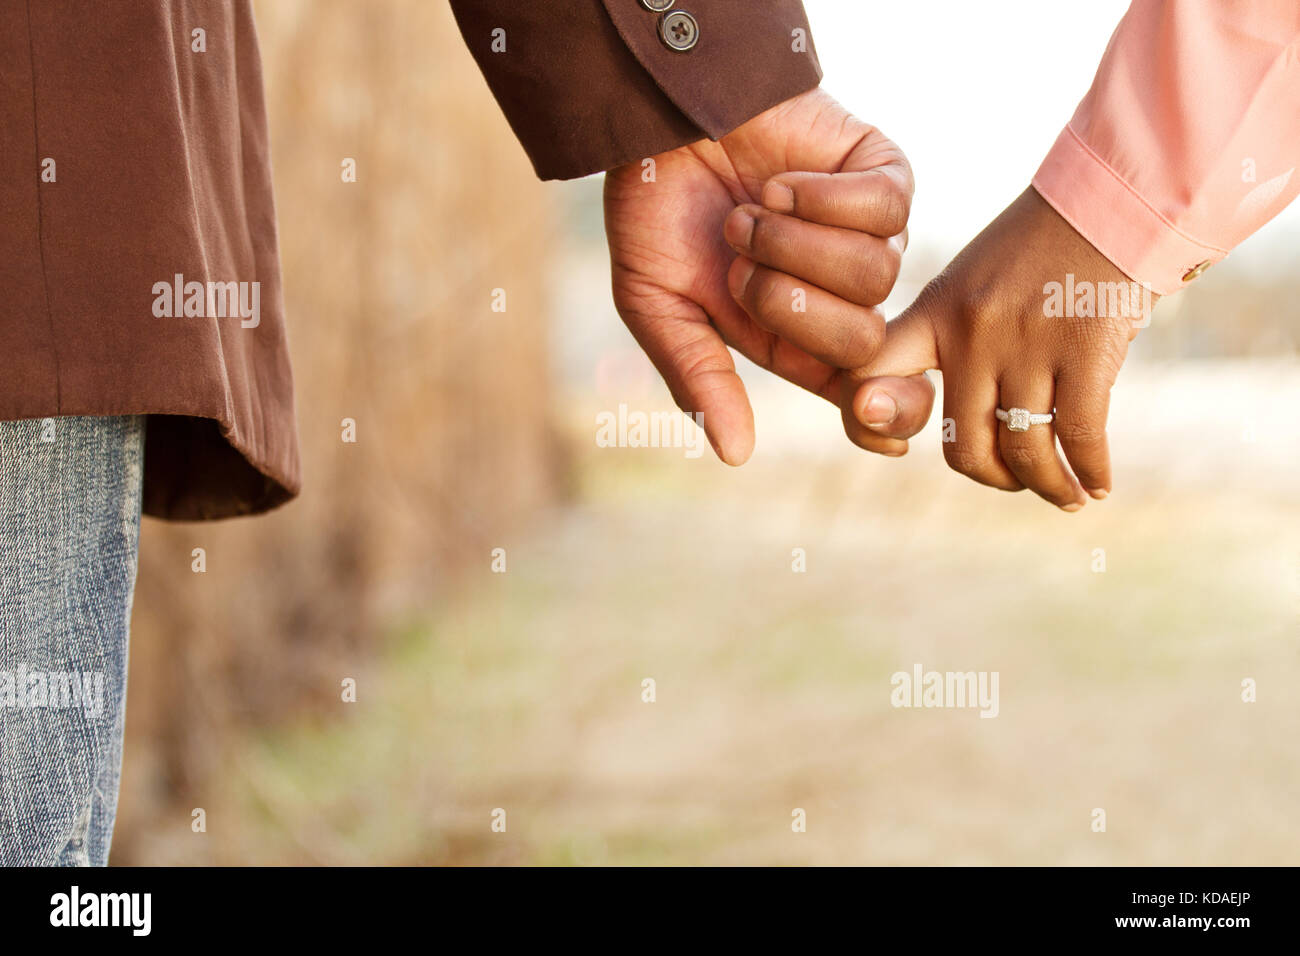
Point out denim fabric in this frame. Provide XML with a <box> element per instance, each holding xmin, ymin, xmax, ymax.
<box><xmin>0</xmin><ymin>416</ymin><xmax>144</xmax><ymax>866</ymax></box>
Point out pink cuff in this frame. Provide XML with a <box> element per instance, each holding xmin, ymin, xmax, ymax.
<box><xmin>1031</xmin><ymin>126</ymin><xmax>1227</xmax><ymax>296</ymax></box>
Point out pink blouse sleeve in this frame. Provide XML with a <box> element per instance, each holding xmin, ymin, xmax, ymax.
<box><xmin>1032</xmin><ymin>0</ymin><xmax>1300</xmax><ymax>295</ymax></box>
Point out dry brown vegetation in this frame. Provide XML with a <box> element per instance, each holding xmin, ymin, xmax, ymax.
<box><xmin>116</xmin><ymin>0</ymin><xmax>560</xmax><ymax>859</ymax></box>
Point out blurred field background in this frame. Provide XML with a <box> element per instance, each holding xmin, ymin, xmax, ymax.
<box><xmin>113</xmin><ymin>0</ymin><xmax>1299</xmax><ymax>864</ymax></box>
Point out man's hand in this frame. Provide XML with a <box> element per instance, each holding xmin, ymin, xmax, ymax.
<box><xmin>848</xmin><ymin>187</ymin><xmax>1153</xmax><ymax>509</ymax></box>
<box><xmin>604</xmin><ymin>87</ymin><xmax>933</xmax><ymax>465</ymax></box>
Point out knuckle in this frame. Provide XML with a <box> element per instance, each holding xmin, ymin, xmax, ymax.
<box><xmin>962</xmin><ymin>284</ymin><xmax>1006</xmax><ymax>337</ymax></box>
<box><xmin>747</xmin><ymin>268</ymin><xmax>788</xmax><ymax>321</ymax></box>
<box><xmin>847</xmin><ymin>249</ymin><xmax>895</xmax><ymax>305</ymax></box>
<box><xmin>1060</xmin><ymin>341</ymin><xmax>1123</xmax><ymax>383</ymax></box>
<box><xmin>677</xmin><ymin>349</ymin><xmax>732</xmax><ymax>384</ymax></box>
<box><xmin>943</xmin><ymin>443</ymin><xmax>995</xmax><ymax>480</ymax></box>
<box><xmin>999</xmin><ymin>441</ymin><xmax>1049</xmax><ymax>472</ymax></box>
<box><xmin>881</xmin><ymin>244</ymin><xmax>904</xmax><ymax>292</ymax></box>
<box><xmin>836</xmin><ymin>311</ymin><xmax>883</xmax><ymax>367</ymax></box>
<box><xmin>747</xmin><ymin>210</ymin><xmax>782</xmax><ymax>259</ymax></box>
<box><xmin>889</xmin><ymin>180</ymin><xmax>913</xmax><ymax>231</ymax></box>
<box><xmin>867</xmin><ymin>174</ymin><xmax>911</xmax><ymax>234</ymax></box>
<box><xmin>1054</xmin><ymin>418</ymin><xmax>1106</xmax><ymax>448</ymax></box>
<box><xmin>665</xmin><ymin>327</ymin><xmax>738</xmax><ymax>390</ymax></box>
<box><xmin>884</xmin><ymin>239</ymin><xmax>903</xmax><ymax>277</ymax></box>
<box><xmin>662</xmin><ymin>331</ymin><xmax>733</xmax><ymax>392</ymax></box>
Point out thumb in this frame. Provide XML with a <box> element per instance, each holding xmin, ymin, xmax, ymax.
<box><xmin>839</xmin><ymin>296</ymin><xmax>942</xmax><ymax>449</ymax></box>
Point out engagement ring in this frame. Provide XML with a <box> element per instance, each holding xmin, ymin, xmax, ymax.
<box><xmin>995</xmin><ymin>407</ymin><xmax>1054</xmax><ymax>432</ymax></box>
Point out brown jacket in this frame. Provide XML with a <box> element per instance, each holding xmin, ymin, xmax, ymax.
<box><xmin>0</xmin><ymin>0</ymin><xmax>820</xmax><ymax>521</ymax></box>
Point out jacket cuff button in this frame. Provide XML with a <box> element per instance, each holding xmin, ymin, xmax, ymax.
<box><xmin>659</xmin><ymin>10</ymin><xmax>699</xmax><ymax>51</ymax></box>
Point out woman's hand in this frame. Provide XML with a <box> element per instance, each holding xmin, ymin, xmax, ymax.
<box><xmin>848</xmin><ymin>187</ymin><xmax>1154</xmax><ymax>509</ymax></box>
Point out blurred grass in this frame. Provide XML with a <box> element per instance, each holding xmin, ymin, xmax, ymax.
<box><xmin>130</xmin><ymin>409</ymin><xmax>1299</xmax><ymax>864</ymax></box>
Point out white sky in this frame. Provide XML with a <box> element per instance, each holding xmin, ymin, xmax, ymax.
<box><xmin>804</xmin><ymin>0</ymin><xmax>1300</xmax><ymax>256</ymax></box>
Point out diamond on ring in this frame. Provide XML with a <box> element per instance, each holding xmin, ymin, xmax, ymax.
<box><xmin>996</xmin><ymin>407</ymin><xmax>1054</xmax><ymax>432</ymax></box>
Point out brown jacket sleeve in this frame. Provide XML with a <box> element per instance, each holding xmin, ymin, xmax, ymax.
<box><xmin>449</xmin><ymin>0</ymin><xmax>823</xmax><ymax>180</ymax></box>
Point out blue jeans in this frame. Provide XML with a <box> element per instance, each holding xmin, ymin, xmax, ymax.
<box><xmin>0</xmin><ymin>415</ymin><xmax>144</xmax><ymax>866</ymax></box>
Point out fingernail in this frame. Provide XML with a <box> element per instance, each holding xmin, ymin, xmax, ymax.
<box><xmin>1061</xmin><ymin>501</ymin><xmax>1084</xmax><ymax>513</ymax></box>
<box><xmin>730</xmin><ymin>258</ymin><xmax>756</xmax><ymax>300</ymax></box>
<box><xmin>863</xmin><ymin>389</ymin><xmax>898</xmax><ymax>426</ymax></box>
<box><xmin>762</xmin><ymin>181</ymin><xmax>795</xmax><ymax>214</ymax></box>
<box><xmin>724</xmin><ymin>208</ymin><xmax>755</xmax><ymax>251</ymax></box>
<box><xmin>1088</xmin><ymin>488</ymin><xmax>1109</xmax><ymax>500</ymax></box>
